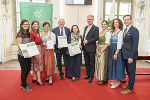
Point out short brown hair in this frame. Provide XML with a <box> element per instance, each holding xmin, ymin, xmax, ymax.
<box><xmin>123</xmin><ymin>15</ymin><xmax>132</xmax><ymax>20</ymax></box>
<box><xmin>43</xmin><ymin>22</ymin><xmax>50</xmax><ymax>27</ymax></box>
<box><xmin>111</xmin><ymin>18</ymin><xmax>123</xmax><ymax>32</ymax></box>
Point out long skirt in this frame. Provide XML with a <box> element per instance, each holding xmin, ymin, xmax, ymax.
<box><xmin>95</xmin><ymin>45</ymin><xmax>109</xmax><ymax>81</ymax></box>
<box><xmin>31</xmin><ymin>45</ymin><xmax>43</xmax><ymax>72</ymax></box>
<box><xmin>67</xmin><ymin>53</ymin><xmax>81</xmax><ymax>78</ymax></box>
<box><xmin>41</xmin><ymin>45</ymin><xmax>54</xmax><ymax>76</ymax></box>
<box><xmin>108</xmin><ymin>43</ymin><xmax>125</xmax><ymax>80</ymax></box>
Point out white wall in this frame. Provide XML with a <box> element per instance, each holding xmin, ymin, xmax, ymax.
<box><xmin>133</xmin><ymin>0</ymin><xmax>150</xmax><ymax>56</ymax></box>
<box><xmin>59</xmin><ymin>0</ymin><xmax>99</xmax><ymax>35</ymax></box>
<box><xmin>0</xmin><ymin>0</ymin><xmax>18</xmax><ymax>63</ymax></box>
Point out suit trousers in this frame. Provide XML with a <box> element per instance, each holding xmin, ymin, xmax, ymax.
<box><xmin>56</xmin><ymin>48</ymin><xmax>69</xmax><ymax>77</ymax></box>
<box><xmin>18</xmin><ymin>55</ymin><xmax>31</xmax><ymax>88</ymax></box>
<box><xmin>124</xmin><ymin>59</ymin><xmax>136</xmax><ymax>90</ymax></box>
<box><xmin>83</xmin><ymin>50</ymin><xmax>96</xmax><ymax>78</ymax></box>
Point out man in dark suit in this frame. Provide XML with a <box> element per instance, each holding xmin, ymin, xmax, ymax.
<box><xmin>120</xmin><ymin>15</ymin><xmax>139</xmax><ymax>94</ymax></box>
<box><xmin>81</xmin><ymin>15</ymin><xmax>99</xmax><ymax>83</ymax></box>
<box><xmin>52</xmin><ymin>18</ymin><xmax>70</xmax><ymax>80</ymax></box>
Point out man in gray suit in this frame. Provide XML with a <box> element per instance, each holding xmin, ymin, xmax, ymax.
<box><xmin>120</xmin><ymin>15</ymin><xmax>139</xmax><ymax>94</ymax></box>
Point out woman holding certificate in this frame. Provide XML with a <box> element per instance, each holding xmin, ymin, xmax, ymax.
<box><xmin>68</xmin><ymin>25</ymin><xmax>82</xmax><ymax>81</ymax></box>
<box><xmin>95</xmin><ymin>20</ymin><xmax>111</xmax><ymax>85</ymax></box>
<box><xmin>30</xmin><ymin>21</ymin><xmax>44</xmax><ymax>86</ymax></box>
<box><xmin>17</xmin><ymin>19</ymin><xmax>32</xmax><ymax>91</ymax></box>
<box><xmin>41</xmin><ymin>22</ymin><xmax>56</xmax><ymax>86</ymax></box>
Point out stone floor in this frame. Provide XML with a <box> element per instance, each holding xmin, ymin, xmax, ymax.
<box><xmin>0</xmin><ymin>59</ymin><xmax>150</xmax><ymax>70</ymax></box>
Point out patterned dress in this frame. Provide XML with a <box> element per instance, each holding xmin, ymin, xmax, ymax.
<box><xmin>95</xmin><ymin>31</ymin><xmax>110</xmax><ymax>81</ymax></box>
<box><xmin>30</xmin><ymin>32</ymin><xmax>43</xmax><ymax>72</ymax></box>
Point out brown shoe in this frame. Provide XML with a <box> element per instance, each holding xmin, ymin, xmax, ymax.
<box><xmin>120</xmin><ymin>89</ymin><xmax>134</xmax><ymax>94</ymax></box>
<box><xmin>121</xmin><ymin>85</ymin><xmax>128</xmax><ymax>89</ymax></box>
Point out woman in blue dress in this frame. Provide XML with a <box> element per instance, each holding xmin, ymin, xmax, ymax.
<box><xmin>108</xmin><ymin>18</ymin><xmax>125</xmax><ymax>88</ymax></box>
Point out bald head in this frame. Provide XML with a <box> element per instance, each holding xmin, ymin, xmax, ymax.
<box><xmin>58</xmin><ymin>18</ymin><xmax>65</xmax><ymax>28</ymax></box>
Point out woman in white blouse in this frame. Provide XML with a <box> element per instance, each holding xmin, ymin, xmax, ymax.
<box><xmin>108</xmin><ymin>18</ymin><xmax>125</xmax><ymax>88</ymax></box>
<box><xmin>41</xmin><ymin>22</ymin><xmax>56</xmax><ymax>86</ymax></box>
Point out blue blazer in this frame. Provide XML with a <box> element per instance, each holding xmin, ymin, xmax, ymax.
<box><xmin>52</xmin><ymin>27</ymin><xmax>70</xmax><ymax>53</ymax></box>
<box><xmin>122</xmin><ymin>25</ymin><xmax>139</xmax><ymax>59</ymax></box>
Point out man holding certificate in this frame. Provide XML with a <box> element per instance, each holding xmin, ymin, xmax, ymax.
<box><xmin>52</xmin><ymin>18</ymin><xmax>70</xmax><ymax>80</ymax></box>
<box><xmin>81</xmin><ymin>15</ymin><xmax>99</xmax><ymax>83</ymax></box>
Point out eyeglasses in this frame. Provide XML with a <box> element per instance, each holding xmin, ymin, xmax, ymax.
<box><xmin>23</xmin><ymin>24</ymin><xmax>29</xmax><ymax>25</ymax></box>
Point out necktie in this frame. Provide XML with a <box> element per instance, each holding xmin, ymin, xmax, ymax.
<box><xmin>61</xmin><ymin>29</ymin><xmax>63</xmax><ymax>36</ymax></box>
<box><xmin>123</xmin><ymin>28</ymin><xmax>127</xmax><ymax>37</ymax></box>
<box><xmin>84</xmin><ymin>26</ymin><xmax>91</xmax><ymax>40</ymax></box>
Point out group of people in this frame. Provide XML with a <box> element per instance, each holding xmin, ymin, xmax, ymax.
<box><xmin>17</xmin><ymin>14</ymin><xmax>139</xmax><ymax>95</ymax></box>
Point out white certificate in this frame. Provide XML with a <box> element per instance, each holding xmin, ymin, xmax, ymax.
<box><xmin>47</xmin><ymin>40</ymin><xmax>53</xmax><ymax>49</ymax></box>
<box><xmin>20</xmin><ymin>42</ymin><xmax>40</xmax><ymax>58</ymax></box>
<box><xmin>68</xmin><ymin>42</ymin><xmax>81</xmax><ymax>56</ymax></box>
<box><xmin>58</xmin><ymin>36</ymin><xmax>68</xmax><ymax>48</ymax></box>
<box><xmin>26</xmin><ymin>42</ymin><xmax>40</xmax><ymax>57</ymax></box>
<box><xmin>19</xmin><ymin>44</ymin><xmax>30</xmax><ymax>58</ymax></box>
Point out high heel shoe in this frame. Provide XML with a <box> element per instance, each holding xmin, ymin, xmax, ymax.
<box><xmin>37</xmin><ymin>81</ymin><xmax>45</xmax><ymax>86</ymax></box>
<box><xmin>32</xmin><ymin>79</ymin><xmax>37</xmax><ymax>83</ymax></box>
<box><xmin>44</xmin><ymin>79</ymin><xmax>49</xmax><ymax>82</ymax></box>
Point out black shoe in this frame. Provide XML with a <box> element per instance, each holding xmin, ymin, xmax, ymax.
<box><xmin>23</xmin><ymin>86</ymin><xmax>32</xmax><ymax>92</ymax></box>
<box><xmin>44</xmin><ymin>79</ymin><xmax>49</xmax><ymax>82</ymax></box>
<box><xmin>81</xmin><ymin>76</ymin><xmax>89</xmax><ymax>80</ymax></box>
<box><xmin>21</xmin><ymin>84</ymin><xmax>31</xmax><ymax>88</ymax></box>
<box><xmin>60</xmin><ymin>75</ymin><xmax>64</xmax><ymax>80</ymax></box>
<box><xmin>49</xmin><ymin>82</ymin><xmax>53</xmax><ymax>86</ymax></box>
<box><xmin>32</xmin><ymin>79</ymin><xmax>37</xmax><ymax>83</ymax></box>
<box><xmin>97</xmin><ymin>81</ymin><xmax>104</xmax><ymax>85</ymax></box>
<box><xmin>27</xmin><ymin>84</ymin><xmax>31</xmax><ymax>87</ymax></box>
<box><xmin>88</xmin><ymin>77</ymin><xmax>93</xmax><ymax>83</ymax></box>
<box><xmin>37</xmin><ymin>82</ymin><xmax>45</xmax><ymax>86</ymax></box>
<box><xmin>103</xmin><ymin>81</ymin><xmax>108</xmax><ymax>84</ymax></box>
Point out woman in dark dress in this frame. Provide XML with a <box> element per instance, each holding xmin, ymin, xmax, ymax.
<box><xmin>68</xmin><ymin>25</ymin><xmax>82</xmax><ymax>81</ymax></box>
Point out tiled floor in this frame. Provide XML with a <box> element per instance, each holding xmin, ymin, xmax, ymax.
<box><xmin>0</xmin><ymin>59</ymin><xmax>150</xmax><ymax>70</ymax></box>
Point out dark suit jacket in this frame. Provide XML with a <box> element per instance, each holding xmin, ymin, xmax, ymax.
<box><xmin>52</xmin><ymin>27</ymin><xmax>70</xmax><ymax>53</ymax></box>
<box><xmin>122</xmin><ymin>25</ymin><xmax>139</xmax><ymax>59</ymax></box>
<box><xmin>82</xmin><ymin>25</ymin><xmax>99</xmax><ymax>53</ymax></box>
